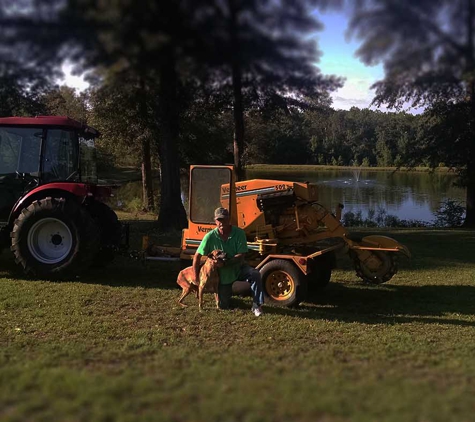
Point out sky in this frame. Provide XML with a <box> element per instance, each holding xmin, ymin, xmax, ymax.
<box><xmin>61</xmin><ymin>11</ymin><xmax>390</xmax><ymax>112</ymax></box>
<box><xmin>313</xmin><ymin>11</ymin><xmax>386</xmax><ymax>111</ymax></box>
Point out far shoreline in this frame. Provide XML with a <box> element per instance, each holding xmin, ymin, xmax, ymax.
<box><xmin>245</xmin><ymin>164</ymin><xmax>455</xmax><ymax>173</ymax></box>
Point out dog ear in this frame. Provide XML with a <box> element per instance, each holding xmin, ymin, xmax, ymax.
<box><xmin>207</xmin><ymin>250</ymin><xmax>217</xmax><ymax>259</ymax></box>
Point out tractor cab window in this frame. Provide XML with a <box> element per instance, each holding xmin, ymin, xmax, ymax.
<box><xmin>42</xmin><ymin>129</ymin><xmax>79</xmax><ymax>182</ymax></box>
<box><xmin>0</xmin><ymin>127</ymin><xmax>41</xmax><ymax>176</ymax></box>
<box><xmin>79</xmin><ymin>136</ymin><xmax>98</xmax><ymax>184</ymax></box>
<box><xmin>190</xmin><ymin>167</ymin><xmax>232</xmax><ymax>224</ymax></box>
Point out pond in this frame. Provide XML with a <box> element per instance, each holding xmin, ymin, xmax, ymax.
<box><xmin>246</xmin><ymin>168</ymin><xmax>465</xmax><ymax>224</ymax></box>
<box><xmin>111</xmin><ymin>167</ymin><xmax>465</xmax><ymax>224</ymax></box>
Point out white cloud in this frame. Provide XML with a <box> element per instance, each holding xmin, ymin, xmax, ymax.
<box><xmin>59</xmin><ymin>62</ymin><xmax>90</xmax><ymax>91</ymax></box>
<box><xmin>330</xmin><ymin>76</ymin><xmax>376</xmax><ymax>110</ymax></box>
<box><xmin>332</xmin><ymin>96</ymin><xmax>371</xmax><ymax>109</ymax></box>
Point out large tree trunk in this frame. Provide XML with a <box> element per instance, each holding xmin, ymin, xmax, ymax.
<box><xmin>138</xmin><ymin>77</ymin><xmax>155</xmax><ymax>212</ymax></box>
<box><xmin>156</xmin><ymin>45</ymin><xmax>187</xmax><ymax>231</ymax></box>
<box><xmin>229</xmin><ymin>0</ymin><xmax>245</xmax><ymax>181</ymax></box>
<box><xmin>463</xmin><ymin>90</ymin><xmax>475</xmax><ymax>227</ymax></box>
<box><xmin>141</xmin><ymin>137</ymin><xmax>154</xmax><ymax>212</ymax></box>
<box><xmin>464</xmin><ymin>175</ymin><xmax>475</xmax><ymax>227</ymax></box>
<box><xmin>231</xmin><ymin>60</ymin><xmax>245</xmax><ymax>181</ymax></box>
<box><xmin>464</xmin><ymin>0</ymin><xmax>475</xmax><ymax>227</ymax></box>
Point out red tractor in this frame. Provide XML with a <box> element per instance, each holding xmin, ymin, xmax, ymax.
<box><xmin>0</xmin><ymin>116</ymin><xmax>125</xmax><ymax>278</ymax></box>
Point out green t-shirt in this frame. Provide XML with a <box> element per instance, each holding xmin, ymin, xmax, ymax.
<box><xmin>196</xmin><ymin>226</ymin><xmax>248</xmax><ymax>285</ymax></box>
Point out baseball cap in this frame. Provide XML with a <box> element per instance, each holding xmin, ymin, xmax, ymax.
<box><xmin>214</xmin><ymin>207</ymin><xmax>229</xmax><ymax>220</ymax></box>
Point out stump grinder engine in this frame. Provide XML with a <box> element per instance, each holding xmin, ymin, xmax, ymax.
<box><xmin>175</xmin><ymin>165</ymin><xmax>410</xmax><ymax>307</ymax></box>
<box><xmin>0</xmin><ymin>116</ymin><xmax>126</xmax><ymax>278</ymax></box>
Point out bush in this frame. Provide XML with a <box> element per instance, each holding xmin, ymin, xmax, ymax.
<box><xmin>342</xmin><ymin>210</ymin><xmax>364</xmax><ymax>227</ymax></box>
<box><xmin>433</xmin><ymin>199</ymin><xmax>465</xmax><ymax>227</ymax></box>
<box><xmin>125</xmin><ymin>197</ymin><xmax>144</xmax><ymax>213</ymax></box>
<box><xmin>343</xmin><ymin>207</ymin><xmax>429</xmax><ymax>228</ymax></box>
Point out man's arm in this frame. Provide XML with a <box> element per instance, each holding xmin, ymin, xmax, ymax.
<box><xmin>228</xmin><ymin>228</ymin><xmax>248</xmax><ymax>265</ymax></box>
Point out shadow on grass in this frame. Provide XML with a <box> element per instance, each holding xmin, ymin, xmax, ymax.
<box><xmin>193</xmin><ymin>281</ymin><xmax>475</xmax><ymax>329</ymax></box>
<box><xmin>352</xmin><ymin>229</ymin><xmax>475</xmax><ymax>272</ymax></box>
<box><xmin>277</xmin><ymin>281</ymin><xmax>475</xmax><ymax>327</ymax></box>
<box><xmin>0</xmin><ymin>252</ymin><xmax>180</xmax><ymax>289</ymax></box>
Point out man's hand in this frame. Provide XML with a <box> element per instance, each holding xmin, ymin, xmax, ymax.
<box><xmin>226</xmin><ymin>253</ymin><xmax>245</xmax><ymax>266</ymax></box>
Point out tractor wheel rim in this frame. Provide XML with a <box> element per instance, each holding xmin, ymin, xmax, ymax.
<box><xmin>265</xmin><ymin>270</ymin><xmax>295</xmax><ymax>301</ymax></box>
<box><xmin>27</xmin><ymin>218</ymin><xmax>73</xmax><ymax>264</ymax></box>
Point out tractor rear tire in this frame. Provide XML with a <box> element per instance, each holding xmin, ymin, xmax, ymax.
<box><xmin>259</xmin><ymin>259</ymin><xmax>307</xmax><ymax>307</ymax></box>
<box><xmin>11</xmin><ymin>197</ymin><xmax>99</xmax><ymax>278</ymax></box>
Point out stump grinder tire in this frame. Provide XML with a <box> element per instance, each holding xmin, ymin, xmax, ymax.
<box><xmin>11</xmin><ymin>197</ymin><xmax>100</xmax><ymax>278</ymax></box>
<box><xmin>353</xmin><ymin>250</ymin><xmax>397</xmax><ymax>284</ymax></box>
<box><xmin>87</xmin><ymin>201</ymin><xmax>121</xmax><ymax>267</ymax></box>
<box><xmin>259</xmin><ymin>259</ymin><xmax>308</xmax><ymax>307</ymax></box>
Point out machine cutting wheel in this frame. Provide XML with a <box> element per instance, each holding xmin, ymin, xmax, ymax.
<box><xmin>353</xmin><ymin>251</ymin><xmax>397</xmax><ymax>284</ymax></box>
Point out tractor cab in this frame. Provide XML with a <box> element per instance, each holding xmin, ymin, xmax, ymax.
<box><xmin>0</xmin><ymin>116</ymin><xmax>99</xmax><ymax>224</ymax></box>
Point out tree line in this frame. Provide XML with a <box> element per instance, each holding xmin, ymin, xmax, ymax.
<box><xmin>0</xmin><ymin>0</ymin><xmax>473</xmax><ymax>227</ymax></box>
<box><xmin>0</xmin><ymin>83</ymin><xmax>434</xmax><ymax>167</ymax></box>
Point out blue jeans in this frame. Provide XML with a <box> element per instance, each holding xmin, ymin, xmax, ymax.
<box><xmin>238</xmin><ymin>264</ymin><xmax>265</xmax><ymax>307</ymax></box>
<box><xmin>218</xmin><ymin>265</ymin><xmax>265</xmax><ymax>309</ymax></box>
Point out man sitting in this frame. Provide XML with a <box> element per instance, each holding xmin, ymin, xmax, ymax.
<box><xmin>192</xmin><ymin>207</ymin><xmax>264</xmax><ymax>316</ymax></box>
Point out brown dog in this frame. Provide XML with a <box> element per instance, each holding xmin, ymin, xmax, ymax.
<box><xmin>176</xmin><ymin>249</ymin><xmax>227</xmax><ymax>310</ymax></box>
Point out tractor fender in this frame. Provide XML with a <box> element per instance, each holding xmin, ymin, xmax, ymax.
<box><xmin>359</xmin><ymin>235</ymin><xmax>411</xmax><ymax>258</ymax></box>
<box><xmin>8</xmin><ymin>184</ymin><xmax>89</xmax><ymax>226</ymax></box>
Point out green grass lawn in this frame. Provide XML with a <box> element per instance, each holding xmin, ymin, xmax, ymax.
<box><xmin>1</xmin><ymin>227</ymin><xmax>475</xmax><ymax>421</ymax></box>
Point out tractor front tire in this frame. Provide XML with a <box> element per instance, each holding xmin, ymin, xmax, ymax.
<box><xmin>11</xmin><ymin>197</ymin><xmax>99</xmax><ymax>278</ymax></box>
<box><xmin>259</xmin><ymin>259</ymin><xmax>307</xmax><ymax>307</ymax></box>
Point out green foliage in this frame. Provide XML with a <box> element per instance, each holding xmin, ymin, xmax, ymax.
<box><xmin>343</xmin><ymin>208</ymin><xmax>428</xmax><ymax>228</ymax></box>
<box><xmin>414</xmin><ymin>102</ymin><xmax>472</xmax><ymax>172</ymax></box>
<box><xmin>0</xmin><ymin>67</ymin><xmax>50</xmax><ymax>117</ymax></box>
<box><xmin>347</xmin><ymin>0</ymin><xmax>472</xmax><ymax>108</ymax></box>
<box><xmin>243</xmin><ymin>106</ymin><xmax>424</xmax><ymax>168</ymax></box>
<box><xmin>124</xmin><ymin>197</ymin><xmax>145</xmax><ymax>214</ymax></box>
<box><xmin>375</xmin><ymin>138</ymin><xmax>392</xmax><ymax>166</ymax></box>
<box><xmin>433</xmin><ymin>199</ymin><xmax>466</xmax><ymax>228</ymax></box>
<box><xmin>88</xmin><ymin>73</ymin><xmax>159</xmax><ymax>168</ymax></box>
<box><xmin>245</xmin><ymin>109</ymin><xmax>311</xmax><ymax>164</ymax></box>
<box><xmin>43</xmin><ymin>86</ymin><xmax>89</xmax><ymax>123</ymax></box>
<box><xmin>0</xmin><ymin>1</ymin><xmax>61</xmax><ymax>117</ymax></box>
<box><xmin>198</xmin><ymin>0</ymin><xmax>344</xmax><ymax>112</ymax></box>
<box><xmin>178</xmin><ymin>82</ymin><xmax>233</xmax><ymax>166</ymax></box>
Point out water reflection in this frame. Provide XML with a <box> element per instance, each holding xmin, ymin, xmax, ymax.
<box><xmin>246</xmin><ymin>169</ymin><xmax>465</xmax><ymax>223</ymax></box>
